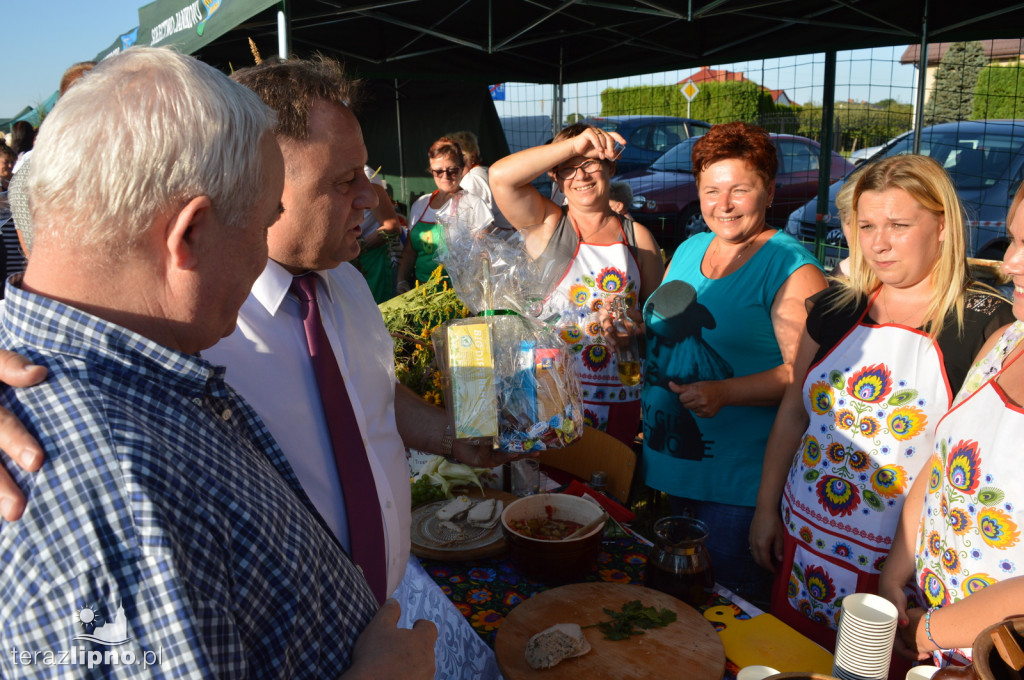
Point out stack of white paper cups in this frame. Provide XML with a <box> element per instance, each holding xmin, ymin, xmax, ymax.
<box><xmin>832</xmin><ymin>593</ymin><xmax>898</xmax><ymax>680</ymax></box>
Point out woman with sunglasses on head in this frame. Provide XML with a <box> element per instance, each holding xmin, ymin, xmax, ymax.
<box><xmin>490</xmin><ymin>123</ymin><xmax>665</xmax><ymax>446</ymax></box>
<box><xmin>396</xmin><ymin>137</ymin><xmax>493</xmax><ymax>292</ymax></box>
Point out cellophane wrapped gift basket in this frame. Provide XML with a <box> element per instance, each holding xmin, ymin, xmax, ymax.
<box><xmin>431</xmin><ymin>212</ymin><xmax>583</xmax><ymax>454</ymax></box>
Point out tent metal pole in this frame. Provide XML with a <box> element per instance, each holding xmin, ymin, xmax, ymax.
<box><xmin>913</xmin><ymin>0</ymin><xmax>929</xmax><ymax>153</ymax></box>
<box><xmin>277</xmin><ymin>0</ymin><xmax>290</xmax><ymax>59</ymax></box>
<box><xmin>395</xmin><ymin>79</ymin><xmax>407</xmax><ymax>207</ymax></box>
<box><xmin>553</xmin><ymin>47</ymin><xmax>564</xmax><ymax>138</ymax></box>
<box><xmin>814</xmin><ymin>51</ymin><xmax>837</xmax><ymax>264</ymax></box>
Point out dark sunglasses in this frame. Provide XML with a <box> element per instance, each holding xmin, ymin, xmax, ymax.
<box><xmin>430</xmin><ymin>167</ymin><xmax>462</xmax><ymax>178</ymax></box>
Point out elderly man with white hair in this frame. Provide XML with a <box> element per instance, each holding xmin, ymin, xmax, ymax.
<box><xmin>0</xmin><ymin>47</ymin><xmax>434</xmax><ymax>679</ymax></box>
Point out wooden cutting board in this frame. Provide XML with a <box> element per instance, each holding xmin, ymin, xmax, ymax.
<box><xmin>703</xmin><ymin>606</ymin><xmax>834</xmax><ymax>674</ymax></box>
<box><xmin>495</xmin><ymin>583</ymin><xmax>725</xmax><ymax>679</ymax></box>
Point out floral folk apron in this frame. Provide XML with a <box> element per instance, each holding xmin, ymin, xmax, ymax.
<box><xmin>916</xmin><ymin>324</ymin><xmax>1024</xmax><ymax>666</ymax></box>
<box><xmin>775</xmin><ymin>298</ymin><xmax>952</xmax><ymax>642</ymax></box>
<box><xmin>537</xmin><ymin>220</ymin><xmax>642</xmax><ymax>438</ymax></box>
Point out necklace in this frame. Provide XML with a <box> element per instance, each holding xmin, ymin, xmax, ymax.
<box><xmin>571</xmin><ymin>213</ymin><xmax>615</xmax><ymax>242</ymax></box>
<box><xmin>710</xmin><ymin>235</ymin><xmax>757</xmax><ymax>272</ymax></box>
<box><xmin>879</xmin><ymin>286</ymin><xmax>920</xmax><ymax>325</ymax></box>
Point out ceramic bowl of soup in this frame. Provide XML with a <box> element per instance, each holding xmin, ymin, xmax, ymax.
<box><xmin>501</xmin><ymin>493</ymin><xmax>605</xmax><ymax>583</ymax></box>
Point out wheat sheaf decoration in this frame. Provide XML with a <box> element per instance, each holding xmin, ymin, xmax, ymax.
<box><xmin>249</xmin><ymin>37</ymin><xmax>262</xmax><ymax>65</ymax></box>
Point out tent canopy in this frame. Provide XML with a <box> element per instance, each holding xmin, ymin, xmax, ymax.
<box><xmin>93</xmin><ymin>0</ymin><xmax>280</xmax><ymax>61</ymax></box>
<box><xmin>160</xmin><ymin>0</ymin><xmax>1022</xmax><ymax>207</ymax></box>
<box><xmin>192</xmin><ymin>0</ymin><xmax>1024</xmax><ymax>85</ymax></box>
<box><xmin>1</xmin><ymin>92</ymin><xmax>60</xmax><ymax>133</ymax></box>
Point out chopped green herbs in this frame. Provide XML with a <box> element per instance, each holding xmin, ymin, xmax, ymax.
<box><xmin>582</xmin><ymin>600</ymin><xmax>677</xmax><ymax>641</ymax></box>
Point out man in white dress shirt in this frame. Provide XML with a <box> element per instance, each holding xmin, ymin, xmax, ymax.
<box><xmin>223</xmin><ymin>57</ymin><xmax>508</xmax><ymax>680</ymax></box>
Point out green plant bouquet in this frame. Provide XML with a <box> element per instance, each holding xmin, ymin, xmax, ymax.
<box><xmin>379</xmin><ymin>265</ymin><xmax>468</xmax><ymax>406</ymax></box>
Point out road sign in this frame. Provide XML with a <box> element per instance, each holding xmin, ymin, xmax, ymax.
<box><xmin>490</xmin><ymin>83</ymin><xmax>506</xmax><ymax>101</ymax></box>
<box><xmin>681</xmin><ymin>82</ymin><xmax>700</xmax><ymax>101</ymax></box>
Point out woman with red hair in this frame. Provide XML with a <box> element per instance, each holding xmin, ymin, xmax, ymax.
<box><xmin>397</xmin><ymin>137</ymin><xmax>492</xmax><ymax>290</ymax></box>
<box><xmin>642</xmin><ymin>121</ymin><xmax>827</xmax><ymax>607</ymax></box>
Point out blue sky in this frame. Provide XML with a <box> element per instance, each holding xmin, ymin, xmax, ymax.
<box><xmin>2</xmin><ymin>0</ymin><xmax>142</xmax><ymax>118</ymax></box>
<box><xmin>3</xmin><ymin>3</ymin><xmax>919</xmax><ymax>121</ymax></box>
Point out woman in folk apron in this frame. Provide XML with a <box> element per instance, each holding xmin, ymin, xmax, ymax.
<box><xmin>396</xmin><ymin>137</ymin><xmax>492</xmax><ymax>292</ymax></box>
<box><xmin>750</xmin><ymin>155</ymin><xmax>1013</xmax><ymax>657</ymax></box>
<box><xmin>489</xmin><ymin>123</ymin><xmax>665</xmax><ymax>446</ymax></box>
<box><xmin>878</xmin><ymin>184</ymin><xmax>1024</xmax><ymax>670</ymax></box>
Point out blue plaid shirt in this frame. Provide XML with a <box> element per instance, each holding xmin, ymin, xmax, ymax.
<box><xmin>0</xmin><ymin>282</ymin><xmax>378</xmax><ymax>678</ymax></box>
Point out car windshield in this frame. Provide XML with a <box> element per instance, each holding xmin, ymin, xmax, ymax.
<box><xmin>649</xmin><ymin>138</ymin><xmax>698</xmax><ymax>173</ymax></box>
<box><xmin>881</xmin><ymin>127</ymin><xmax>1024</xmax><ymax>191</ymax></box>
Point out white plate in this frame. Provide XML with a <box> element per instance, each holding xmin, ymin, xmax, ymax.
<box><xmin>410</xmin><ymin>499</ymin><xmax>503</xmax><ymax>553</ymax></box>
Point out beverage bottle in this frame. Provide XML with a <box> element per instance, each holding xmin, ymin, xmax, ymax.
<box><xmin>609</xmin><ymin>296</ymin><xmax>641</xmax><ymax>387</ymax></box>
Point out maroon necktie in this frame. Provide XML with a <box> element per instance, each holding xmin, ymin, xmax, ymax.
<box><xmin>291</xmin><ymin>273</ymin><xmax>387</xmax><ymax>604</ymax></box>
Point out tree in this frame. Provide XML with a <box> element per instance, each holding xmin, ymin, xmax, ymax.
<box><xmin>973</xmin><ymin>63</ymin><xmax>1024</xmax><ymax>119</ymax></box>
<box><xmin>923</xmin><ymin>41</ymin><xmax>988</xmax><ymax>124</ymax></box>
<box><xmin>564</xmin><ymin>112</ymin><xmax>585</xmax><ymax>125</ymax></box>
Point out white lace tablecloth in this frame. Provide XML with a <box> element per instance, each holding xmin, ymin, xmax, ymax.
<box><xmin>395</xmin><ymin>555</ymin><xmax>502</xmax><ymax>680</ymax></box>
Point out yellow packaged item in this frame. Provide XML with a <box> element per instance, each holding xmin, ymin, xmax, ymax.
<box><xmin>447</xmin><ymin>322</ymin><xmax>498</xmax><ymax>438</ymax></box>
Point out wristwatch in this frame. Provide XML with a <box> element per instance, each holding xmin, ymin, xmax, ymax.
<box><xmin>440</xmin><ymin>425</ymin><xmax>455</xmax><ymax>459</ymax></box>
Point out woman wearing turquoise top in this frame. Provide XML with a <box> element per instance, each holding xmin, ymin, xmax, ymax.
<box><xmin>396</xmin><ymin>137</ymin><xmax>492</xmax><ymax>291</ymax></box>
<box><xmin>641</xmin><ymin>122</ymin><xmax>827</xmax><ymax>607</ymax></box>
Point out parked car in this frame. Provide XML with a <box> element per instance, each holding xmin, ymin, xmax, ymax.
<box><xmin>582</xmin><ymin>115</ymin><xmax>711</xmax><ymax>175</ymax></box>
<box><xmin>500</xmin><ymin>115</ymin><xmax>555</xmax><ymax>154</ymax></box>
<box><xmin>499</xmin><ymin>115</ymin><xmax>558</xmax><ymax>196</ymax></box>
<box><xmin>786</xmin><ymin>120</ymin><xmax>1024</xmax><ymax>268</ymax></box>
<box><xmin>624</xmin><ymin>133</ymin><xmax>855</xmax><ymax>247</ymax></box>
<box><xmin>850</xmin><ymin>143</ymin><xmax>884</xmax><ymax>165</ymax></box>
<box><xmin>848</xmin><ymin>131</ymin><xmax>913</xmax><ymax>165</ymax></box>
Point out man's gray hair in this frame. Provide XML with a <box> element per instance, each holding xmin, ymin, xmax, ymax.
<box><xmin>29</xmin><ymin>47</ymin><xmax>276</xmax><ymax>249</ymax></box>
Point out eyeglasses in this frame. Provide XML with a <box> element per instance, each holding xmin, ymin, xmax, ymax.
<box><xmin>554</xmin><ymin>159</ymin><xmax>603</xmax><ymax>180</ymax></box>
<box><xmin>430</xmin><ymin>167</ymin><xmax>462</xmax><ymax>178</ymax></box>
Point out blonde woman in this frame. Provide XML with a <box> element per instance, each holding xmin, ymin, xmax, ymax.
<box><xmin>749</xmin><ymin>154</ymin><xmax>1013</xmax><ymax>654</ymax></box>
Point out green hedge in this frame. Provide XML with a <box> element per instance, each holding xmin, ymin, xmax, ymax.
<box><xmin>599</xmin><ymin>81</ymin><xmax>799</xmax><ymax>130</ymax></box>
<box><xmin>973</xmin><ymin>64</ymin><xmax>1024</xmax><ymax>119</ymax></box>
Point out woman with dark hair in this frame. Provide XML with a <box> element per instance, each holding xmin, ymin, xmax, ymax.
<box><xmin>641</xmin><ymin>121</ymin><xmax>827</xmax><ymax>607</ymax></box>
<box><xmin>8</xmin><ymin>121</ymin><xmax>35</xmax><ymax>160</ymax></box>
<box><xmin>396</xmin><ymin>137</ymin><xmax>492</xmax><ymax>291</ymax></box>
<box><xmin>750</xmin><ymin>154</ymin><xmax>1013</xmax><ymax>654</ymax></box>
<box><xmin>490</xmin><ymin>122</ymin><xmax>665</xmax><ymax>446</ymax></box>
